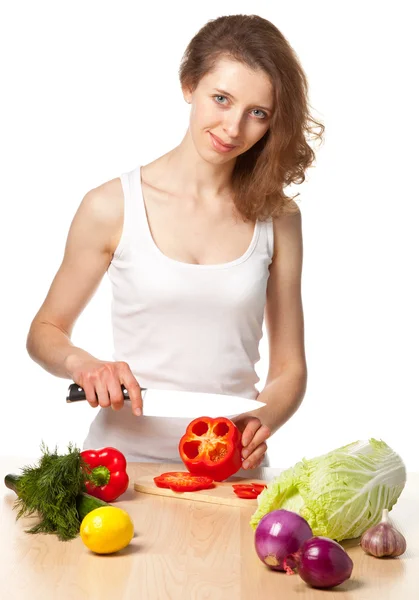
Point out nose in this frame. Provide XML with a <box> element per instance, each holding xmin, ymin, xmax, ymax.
<box><xmin>223</xmin><ymin>112</ymin><xmax>243</xmax><ymax>140</ymax></box>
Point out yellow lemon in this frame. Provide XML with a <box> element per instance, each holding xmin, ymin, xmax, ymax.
<box><xmin>80</xmin><ymin>506</ymin><xmax>134</xmax><ymax>554</ymax></box>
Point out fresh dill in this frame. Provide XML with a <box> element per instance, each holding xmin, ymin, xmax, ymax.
<box><xmin>10</xmin><ymin>441</ymin><xmax>89</xmax><ymax>541</ymax></box>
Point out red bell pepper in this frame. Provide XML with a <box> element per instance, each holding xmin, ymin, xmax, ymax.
<box><xmin>178</xmin><ymin>416</ymin><xmax>242</xmax><ymax>482</ymax></box>
<box><xmin>80</xmin><ymin>447</ymin><xmax>129</xmax><ymax>502</ymax></box>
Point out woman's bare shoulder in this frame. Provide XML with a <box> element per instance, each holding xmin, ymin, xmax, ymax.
<box><xmin>83</xmin><ymin>176</ymin><xmax>124</xmax><ymax>220</ymax></box>
<box><xmin>74</xmin><ymin>176</ymin><xmax>124</xmax><ymax>255</ymax></box>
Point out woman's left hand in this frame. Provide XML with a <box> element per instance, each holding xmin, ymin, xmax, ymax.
<box><xmin>232</xmin><ymin>415</ymin><xmax>271</xmax><ymax>470</ymax></box>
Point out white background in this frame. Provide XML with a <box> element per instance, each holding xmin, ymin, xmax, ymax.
<box><xmin>1</xmin><ymin>2</ymin><xmax>418</xmax><ymax>471</ymax></box>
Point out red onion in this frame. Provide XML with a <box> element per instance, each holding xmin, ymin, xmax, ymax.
<box><xmin>254</xmin><ymin>509</ymin><xmax>313</xmax><ymax>571</ymax></box>
<box><xmin>284</xmin><ymin>536</ymin><xmax>353</xmax><ymax>588</ymax></box>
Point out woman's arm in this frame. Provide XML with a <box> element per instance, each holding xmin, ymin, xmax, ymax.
<box><xmin>256</xmin><ymin>203</ymin><xmax>308</xmax><ymax>434</ymax></box>
<box><xmin>26</xmin><ymin>177</ymin><xmax>143</xmax><ymax>414</ymax></box>
<box><xmin>233</xmin><ymin>203</ymin><xmax>307</xmax><ymax>468</ymax></box>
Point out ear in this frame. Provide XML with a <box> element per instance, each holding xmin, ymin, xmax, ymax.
<box><xmin>182</xmin><ymin>84</ymin><xmax>192</xmax><ymax>104</ymax></box>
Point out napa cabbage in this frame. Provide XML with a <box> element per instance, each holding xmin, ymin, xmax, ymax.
<box><xmin>250</xmin><ymin>438</ymin><xmax>406</xmax><ymax>541</ymax></box>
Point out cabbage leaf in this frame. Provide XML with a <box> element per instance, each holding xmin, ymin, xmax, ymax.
<box><xmin>250</xmin><ymin>438</ymin><xmax>406</xmax><ymax>541</ymax></box>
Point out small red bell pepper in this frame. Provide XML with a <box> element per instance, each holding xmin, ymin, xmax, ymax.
<box><xmin>178</xmin><ymin>416</ymin><xmax>242</xmax><ymax>482</ymax></box>
<box><xmin>80</xmin><ymin>447</ymin><xmax>129</xmax><ymax>502</ymax></box>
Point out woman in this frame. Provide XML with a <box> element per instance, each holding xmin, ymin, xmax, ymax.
<box><xmin>26</xmin><ymin>14</ymin><xmax>324</xmax><ymax>475</ymax></box>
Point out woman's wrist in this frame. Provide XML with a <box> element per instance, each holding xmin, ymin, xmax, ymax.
<box><xmin>64</xmin><ymin>349</ymin><xmax>97</xmax><ymax>379</ymax></box>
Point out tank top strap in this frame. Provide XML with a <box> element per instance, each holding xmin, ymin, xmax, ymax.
<box><xmin>113</xmin><ymin>165</ymin><xmax>147</xmax><ymax>261</ymax></box>
<box><xmin>126</xmin><ymin>164</ymin><xmax>148</xmax><ymax>233</ymax></box>
<box><xmin>263</xmin><ymin>217</ymin><xmax>274</xmax><ymax>261</ymax></box>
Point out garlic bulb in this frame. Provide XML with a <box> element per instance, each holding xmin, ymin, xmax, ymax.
<box><xmin>360</xmin><ymin>508</ymin><xmax>406</xmax><ymax>558</ymax></box>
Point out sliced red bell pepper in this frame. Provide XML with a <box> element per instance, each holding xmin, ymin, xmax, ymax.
<box><xmin>178</xmin><ymin>416</ymin><xmax>242</xmax><ymax>482</ymax></box>
<box><xmin>80</xmin><ymin>447</ymin><xmax>129</xmax><ymax>502</ymax></box>
<box><xmin>233</xmin><ymin>488</ymin><xmax>259</xmax><ymax>499</ymax></box>
<box><xmin>250</xmin><ymin>483</ymin><xmax>268</xmax><ymax>493</ymax></box>
<box><xmin>232</xmin><ymin>482</ymin><xmax>267</xmax><ymax>499</ymax></box>
<box><xmin>153</xmin><ymin>471</ymin><xmax>214</xmax><ymax>492</ymax></box>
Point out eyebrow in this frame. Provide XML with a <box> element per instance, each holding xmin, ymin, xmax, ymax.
<box><xmin>213</xmin><ymin>88</ymin><xmax>273</xmax><ymax>113</ymax></box>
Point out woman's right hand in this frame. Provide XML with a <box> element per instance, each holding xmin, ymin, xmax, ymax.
<box><xmin>67</xmin><ymin>357</ymin><xmax>143</xmax><ymax>415</ymax></box>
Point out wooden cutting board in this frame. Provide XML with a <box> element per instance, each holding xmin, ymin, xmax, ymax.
<box><xmin>134</xmin><ymin>474</ymin><xmax>267</xmax><ymax>507</ymax></box>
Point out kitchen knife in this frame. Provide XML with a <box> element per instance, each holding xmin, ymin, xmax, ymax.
<box><xmin>66</xmin><ymin>383</ymin><xmax>266</xmax><ymax>418</ymax></box>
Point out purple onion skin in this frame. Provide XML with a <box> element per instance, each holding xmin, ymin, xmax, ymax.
<box><xmin>254</xmin><ymin>509</ymin><xmax>313</xmax><ymax>571</ymax></box>
<box><xmin>290</xmin><ymin>536</ymin><xmax>353</xmax><ymax>588</ymax></box>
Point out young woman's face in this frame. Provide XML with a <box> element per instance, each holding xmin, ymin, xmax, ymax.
<box><xmin>183</xmin><ymin>57</ymin><xmax>274</xmax><ymax>162</ymax></box>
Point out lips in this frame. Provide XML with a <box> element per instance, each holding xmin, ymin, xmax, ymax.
<box><xmin>209</xmin><ymin>132</ymin><xmax>236</xmax><ymax>151</ymax></box>
<box><xmin>210</xmin><ymin>132</ymin><xmax>236</xmax><ymax>149</ymax></box>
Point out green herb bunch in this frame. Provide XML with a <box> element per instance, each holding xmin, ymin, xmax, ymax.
<box><xmin>10</xmin><ymin>441</ymin><xmax>89</xmax><ymax>541</ymax></box>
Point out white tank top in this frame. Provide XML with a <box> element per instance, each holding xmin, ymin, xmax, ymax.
<box><xmin>83</xmin><ymin>164</ymin><xmax>274</xmax><ymax>469</ymax></box>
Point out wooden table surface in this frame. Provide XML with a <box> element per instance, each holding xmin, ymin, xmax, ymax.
<box><xmin>1</xmin><ymin>457</ymin><xmax>417</xmax><ymax>600</ymax></box>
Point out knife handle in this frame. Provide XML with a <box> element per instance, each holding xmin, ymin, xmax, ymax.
<box><xmin>66</xmin><ymin>382</ymin><xmax>147</xmax><ymax>403</ymax></box>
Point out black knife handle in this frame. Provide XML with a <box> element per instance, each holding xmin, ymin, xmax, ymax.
<box><xmin>66</xmin><ymin>382</ymin><xmax>146</xmax><ymax>403</ymax></box>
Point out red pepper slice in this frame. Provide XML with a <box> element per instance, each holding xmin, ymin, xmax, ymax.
<box><xmin>153</xmin><ymin>471</ymin><xmax>214</xmax><ymax>492</ymax></box>
<box><xmin>250</xmin><ymin>483</ymin><xmax>268</xmax><ymax>494</ymax></box>
<box><xmin>178</xmin><ymin>416</ymin><xmax>242</xmax><ymax>482</ymax></box>
<box><xmin>233</xmin><ymin>488</ymin><xmax>259</xmax><ymax>499</ymax></box>
<box><xmin>81</xmin><ymin>447</ymin><xmax>129</xmax><ymax>502</ymax></box>
<box><xmin>232</xmin><ymin>484</ymin><xmax>254</xmax><ymax>489</ymax></box>
<box><xmin>232</xmin><ymin>482</ymin><xmax>267</xmax><ymax>497</ymax></box>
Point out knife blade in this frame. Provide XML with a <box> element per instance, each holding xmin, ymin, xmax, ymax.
<box><xmin>66</xmin><ymin>383</ymin><xmax>265</xmax><ymax>418</ymax></box>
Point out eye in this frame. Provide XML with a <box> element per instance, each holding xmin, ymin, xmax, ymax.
<box><xmin>251</xmin><ymin>109</ymin><xmax>268</xmax><ymax>120</ymax></box>
<box><xmin>212</xmin><ymin>95</ymin><xmax>268</xmax><ymax>119</ymax></box>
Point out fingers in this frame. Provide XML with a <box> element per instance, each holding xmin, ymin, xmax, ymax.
<box><xmin>119</xmin><ymin>363</ymin><xmax>143</xmax><ymax>416</ymax></box>
<box><xmin>241</xmin><ymin>418</ymin><xmax>262</xmax><ymax>447</ymax></box>
<box><xmin>107</xmin><ymin>376</ymin><xmax>125</xmax><ymax>411</ymax></box>
<box><xmin>241</xmin><ymin>420</ymin><xmax>271</xmax><ymax>470</ymax></box>
<box><xmin>83</xmin><ymin>379</ymin><xmax>99</xmax><ymax>408</ymax></box>
<box><xmin>94</xmin><ymin>375</ymin><xmax>111</xmax><ymax>408</ymax></box>
<box><xmin>242</xmin><ymin>441</ymin><xmax>268</xmax><ymax>470</ymax></box>
<box><xmin>75</xmin><ymin>361</ymin><xmax>142</xmax><ymax>415</ymax></box>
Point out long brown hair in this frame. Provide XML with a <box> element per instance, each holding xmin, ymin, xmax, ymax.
<box><xmin>179</xmin><ymin>14</ymin><xmax>325</xmax><ymax>222</ymax></box>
